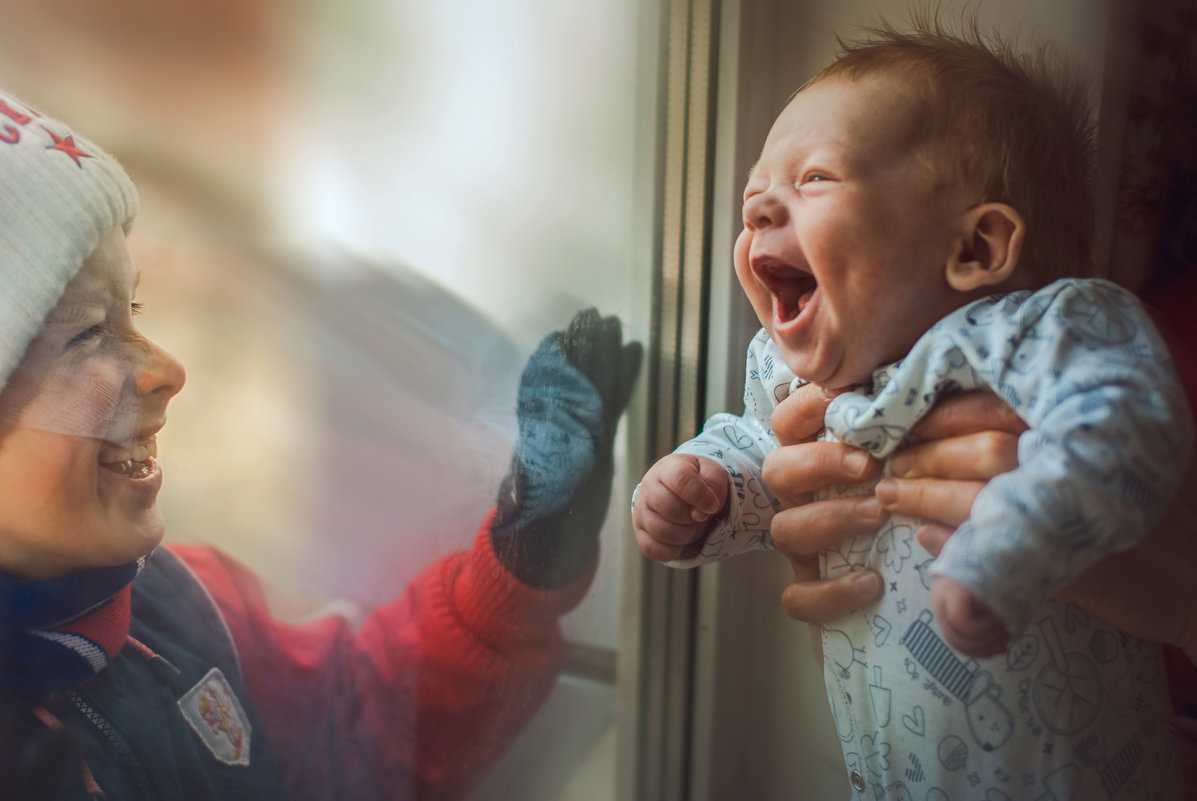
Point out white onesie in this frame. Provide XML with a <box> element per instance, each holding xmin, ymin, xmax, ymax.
<box><xmin>659</xmin><ymin>278</ymin><xmax>1191</xmax><ymax>800</ymax></box>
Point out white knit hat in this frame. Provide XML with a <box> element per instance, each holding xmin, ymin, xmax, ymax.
<box><xmin>0</xmin><ymin>89</ymin><xmax>138</xmax><ymax>395</ymax></box>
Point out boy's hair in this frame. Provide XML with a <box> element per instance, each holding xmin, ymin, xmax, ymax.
<box><xmin>806</xmin><ymin>15</ymin><xmax>1096</xmax><ymax>285</ymax></box>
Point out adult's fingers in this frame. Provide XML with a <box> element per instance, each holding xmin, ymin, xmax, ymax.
<box><xmin>875</xmin><ymin>477</ymin><xmax>985</xmax><ymax>528</ymax></box>
<box><xmin>781</xmin><ymin>570</ymin><xmax>883</xmax><ymax>624</ymax></box>
<box><xmin>771</xmin><ymin>495</ymin><xmax>888</xmax><ymax>558</ymax></box>
<box><xmin>910</xmin><ymin>391</ymin><xmax>1028</xmax><ymax>441</ymax></box>
<box><xmin>890</xmin><ymin>430</ymin><xmax>1019</xmax><ymax>480</ymax></box>
<box><xmin>773</xmin><ymin>495</ymin><xmax>887</xmax><ymax>624</ymax></box>
<box><xmin>915</xmin><ymin>523</ymin><xmax>954</xmax><ymax>557</ymax></box>
<box><xmin>762</xmin><ymin>442</ymin><xmax>878</xmax><ymax>506</ymax></box>
<box><xmin>771</xmin><ymin>382</ymin><xmax>835</xmax><ymax>446</ymax></box>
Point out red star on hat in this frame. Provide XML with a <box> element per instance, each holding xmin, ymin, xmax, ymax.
<box><xmin>44</xmin><ymin>127</ymin><xmax>92</xmax><ymax>167</ymax></box>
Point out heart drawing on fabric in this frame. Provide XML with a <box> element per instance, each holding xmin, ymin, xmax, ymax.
<box><xmin>901</xmin><ymin>705</ymin><xmax>926</xmax><ymax>737</ymax></box>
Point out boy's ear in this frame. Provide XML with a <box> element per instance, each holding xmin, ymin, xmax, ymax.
<box><xmin>945</xmin><ymin>203</ymin><xmax>1025</xmax><ymax>293</ymax></box>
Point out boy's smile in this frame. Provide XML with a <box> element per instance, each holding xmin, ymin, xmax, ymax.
<box><xmin>0</xmin><ymin>226</ymin><xmax>185</xmax><ymax>579</ymax></box>
<box><xmin>735</xmin><ymin>75</ymin><xmax>973</xmax><ymax>389</ymax></box>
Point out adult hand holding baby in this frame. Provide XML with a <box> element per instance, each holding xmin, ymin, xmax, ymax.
<box><xmin>766</xmin><ymin>381</ymin><xmax>1197</xmax><ymax>665</ymax></box>
<box><xmin>759</xmin><ymin>383</ymin><xmax>886</xmax><ymax>623</ymax></box>
<box><xmin>763</xmin><ymin>384</ymin><xmax>1023</xmax><ymax>654</ymax></box>
<box><xmin>769</xmin><ymin>382</ymin><xmax>1197</xmax><ymax>793</ymax></box>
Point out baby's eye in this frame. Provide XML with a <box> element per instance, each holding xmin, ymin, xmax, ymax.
<box><xmin>798</xmin><ymin>173</ymin><xmax>831</xmax><ymax>186</ymax></box>
<box><xmin>131</xmin><ymin>302</ymin><xmax>144</xmax><ymax>316</ymax></box>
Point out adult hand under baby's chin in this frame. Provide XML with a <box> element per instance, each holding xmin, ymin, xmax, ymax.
<box><xmin>929</xmin><ymin>575</ymin><xmax>1011</xmax><ymax>659</ymax></box>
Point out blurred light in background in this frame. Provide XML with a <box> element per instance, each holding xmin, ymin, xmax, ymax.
<box><xmin>275</xmin><ymin>0</ymin><xmax>644</xmax><ymax>333</ymax></box>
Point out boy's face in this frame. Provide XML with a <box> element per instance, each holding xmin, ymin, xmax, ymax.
<box><xmin>0</xmin><ymin>226</ymin><xmax>186</xmax><ymax>579</ymax></box>
<box><xmin>735</xmin><ymin>75</ymin><xmax>970</xmax><ymax>389</ymax></box>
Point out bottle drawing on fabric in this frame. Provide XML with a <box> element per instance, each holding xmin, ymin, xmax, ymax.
<box><xmin>900</xmin><ymin>610</ymin><xmax>1014</xmax><ymax>752</ymax></box>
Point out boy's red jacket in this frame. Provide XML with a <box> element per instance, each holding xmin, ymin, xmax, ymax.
<box><xmin>137</xmin><ymin>509</ymin><xmax>592</xmax><ymax>801</ymax></box>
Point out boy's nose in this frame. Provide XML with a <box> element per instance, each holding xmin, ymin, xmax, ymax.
<box><xmin>135</xmin><ymin>340</ymin><xmax>186</xmax><ymax>403</ymax></box>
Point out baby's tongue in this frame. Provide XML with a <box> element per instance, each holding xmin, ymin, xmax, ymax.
<box><xmin>778</xmin><ymin>284</ymin><xmax>816</xmax><ymax>323</ymax></box>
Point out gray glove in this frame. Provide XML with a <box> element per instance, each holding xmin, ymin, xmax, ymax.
<box><xmin>491</xmin><ymin>308</ymin><xmax>642</xmax><ymax>589</ymax></box>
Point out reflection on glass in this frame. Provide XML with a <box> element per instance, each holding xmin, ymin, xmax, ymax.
<box><xmin>0</xmin><ymin>0</ymin><xmax>653</xmax><ymax>798</ymax></box>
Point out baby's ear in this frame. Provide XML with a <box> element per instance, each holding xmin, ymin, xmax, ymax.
<box><xmin>945</xmin><ymin>203</ymin><xmax>1024</xmax><ymax>293</ymax></box>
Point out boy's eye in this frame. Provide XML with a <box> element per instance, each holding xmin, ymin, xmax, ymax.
<box><xmin>66</xmin><ymin>324</ymin><xmax>105</xmax><ymax>349</ymax></box>
<box><xmin>131</xmin><ymin>302</ymin><xmax>144</xmax><ymax>316</ymax></box>
<box><xmin>799</xmin><ymin>173</ymin><xmax>830</xmax><ymax>185</ymax></box>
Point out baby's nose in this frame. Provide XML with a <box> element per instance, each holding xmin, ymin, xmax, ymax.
<box><xmin>742</xmin><ymin>189</ymin><xmax>786</xmax><ymax>230</ymax></box>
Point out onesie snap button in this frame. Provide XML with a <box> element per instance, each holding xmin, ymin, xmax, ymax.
<box><xmin>849</xmin><ymin>770</ymin><xmax>866</xmax><ymax>792</ymax></box>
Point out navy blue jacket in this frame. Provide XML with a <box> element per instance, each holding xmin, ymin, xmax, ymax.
<box><xmin>38</xmin><ymin>549</ymin><xmax>289</xmax><ymax>800</ymax></box>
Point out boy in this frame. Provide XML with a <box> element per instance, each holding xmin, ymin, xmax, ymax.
<box><xmin>633</xmin><ymin>21</ymin><xmax>1190</xmax><ymax>800</ymax></box>
<box><xmin>0</xmin><ymin>88</ymin><xmax>640</xmax><ymax>800</ymax></box>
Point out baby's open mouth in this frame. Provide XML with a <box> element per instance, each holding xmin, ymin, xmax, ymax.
<box><xmin>753</xmin><ymin>259</ymin><xmax>817</xmax><ymax>323</ymax></box>
<box><xmin>99</xmin><ymin>440</ymin><xmax>157</xmax><ymax>479</ymax></box>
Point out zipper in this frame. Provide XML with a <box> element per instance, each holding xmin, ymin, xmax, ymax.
<box><xmin>31</xmin><ymin>707</ymin><xmax>108</xmax><ymax>800</ymax></box>
<box><xmin>66</xmin><ymin>688</ymin><xmax>159</xmax><ymax>799</ymax></box>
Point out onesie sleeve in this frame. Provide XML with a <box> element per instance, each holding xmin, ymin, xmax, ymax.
<box><xmin>931</xmin><ymin>279</ymin><xmax>1192</xmax><ymax>636</ymax></box>
<box><xmin>664</xmin><ymin>329</ymin><xmax>789</xmax><ymax>567</ymax></box>
<box><xmin>170</xmin><ymin>509</ymin><xmax>588</xmax><ymax>801</ymax></box>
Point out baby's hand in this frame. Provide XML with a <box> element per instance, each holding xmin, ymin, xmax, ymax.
<box><xmin>929</xmin><ymin>576</ymin><xmax>1011</xmax><ymax>658</ymax></box>
<box><xmin>633</xmin><ymin>454</ymin><xmax>730</xmax><ymax>562</ymax></box>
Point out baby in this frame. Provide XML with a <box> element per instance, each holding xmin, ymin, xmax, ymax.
<box><xmin>633</xmin><ymin>21</ymin><xmax>1189</xmax><ymax>800</ymax></box>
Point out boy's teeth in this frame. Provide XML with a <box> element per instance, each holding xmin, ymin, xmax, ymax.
<box><xmin>100</xmin><ymin>441</ymin><xmax>157</xmax><ymax>465</ymax></box>
<box><xmin>108</xmin><ymin>458</ymin><xmax>155</xmax><ymax>478</ymax></box>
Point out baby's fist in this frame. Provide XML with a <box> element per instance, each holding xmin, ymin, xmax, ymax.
<box><xmin>930</xmin><ymin>576</ymin><xmax>1010</xmax><ymax>658</ymax></box>
<box><xmin>633</xmin><ymin>454</ymin><xmax>729</xmax><ymax>562</ymax></box>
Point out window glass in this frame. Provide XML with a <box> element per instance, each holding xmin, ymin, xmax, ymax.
<box><xmin>0</xmin><ymin>1</ymin><xmax>656</xmax><ymax>798</ymax></box>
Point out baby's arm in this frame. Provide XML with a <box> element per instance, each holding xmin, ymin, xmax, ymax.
<box><xmin>633</xmin><ymin>454</ymin><xmax>730</xmax><ymax>562</ymax></box>
<box><xmin>832</xmin><ymin>280</ymin><xmax>1194</xmax><ymax>657</ymax></box>
<box><xmin>634</xmin><ymin>329</ymin><xmax>792</xmax><ymax>566</ymax></box>
<box><xmin>929</xmin><ymin>280</ymin><xmax>1194</xmax><ymax>650</ymax></box>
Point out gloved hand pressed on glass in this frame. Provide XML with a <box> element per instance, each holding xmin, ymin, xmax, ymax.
<box><xmin>491</xmin><ymin>308</ymin><xmax>642</xmax><ymax>589</ymax></box>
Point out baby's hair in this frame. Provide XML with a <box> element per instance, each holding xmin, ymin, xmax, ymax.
<box><xmin>801</xmin><ymin>12</ymin><xmax>1096</xmax><ymax>285</ymax></box>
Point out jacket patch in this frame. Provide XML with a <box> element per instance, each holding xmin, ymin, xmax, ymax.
<box><xmin>178</xmin><ymin>667</ymin><xmax>252</xmax><ymax>766</ymax></box>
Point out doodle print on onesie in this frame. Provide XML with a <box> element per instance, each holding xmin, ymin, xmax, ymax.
<box><xmin>821</xmin><ymin>515</ymin><xmax>1177</xmax><ymax>801</ymax></box>
<box><xmin>814</xmin><ymin>297</ymin><xmax>1182</xmax><ymax>799</ymax></box>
